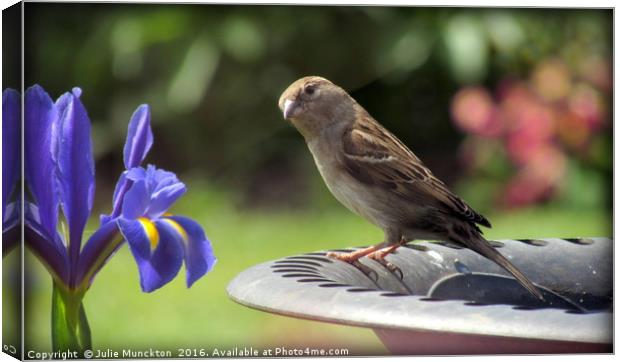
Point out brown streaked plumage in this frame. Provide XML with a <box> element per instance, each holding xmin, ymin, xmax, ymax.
<box><xmin>278</xmin><ymin>76</ymin><xmax>544</xmax><ymax>300</ymax></box>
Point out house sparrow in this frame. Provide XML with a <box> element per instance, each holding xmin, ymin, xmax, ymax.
<box><xmin>278</xmin><ymin>76</ymin><xmax>544</xmax><ymax>300</ymax></box>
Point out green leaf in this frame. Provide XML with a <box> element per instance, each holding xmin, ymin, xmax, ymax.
<box><xmin>51</xmin><ymin>283</ymin><xmax>91</xmax><ymax>355</ymax></box>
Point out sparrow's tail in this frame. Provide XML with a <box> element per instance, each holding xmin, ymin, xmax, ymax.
<box><xmin>465</xmin><ymin>236</ymin><xmax>545</xmax><ymax>301</ymax></box>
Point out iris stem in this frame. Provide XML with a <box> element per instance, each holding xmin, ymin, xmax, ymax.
<box><xmin>51</xmin><ymin>282</ymin><xmax>91</xmax><ymax>356</ymax></box>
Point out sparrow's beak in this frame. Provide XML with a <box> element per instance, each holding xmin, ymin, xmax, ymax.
<box><xmin>282</xmin><ymin>99</ymin><xmax>298</xmax><ymax>120</ymax></box>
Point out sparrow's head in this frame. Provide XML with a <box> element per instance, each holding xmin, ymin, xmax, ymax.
<box><xmin>278</xmin><ymin>76</ymin><xmax>355</xmax><ymax>139</ymax></box>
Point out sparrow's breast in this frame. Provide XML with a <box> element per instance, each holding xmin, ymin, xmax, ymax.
<box><xmin>306</xmin><ymin>138</ymin><xmax>390</xmax><ymax>229</ymax></box>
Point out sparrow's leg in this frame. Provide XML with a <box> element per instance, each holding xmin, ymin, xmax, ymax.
<box><xmin>327</xmin><ymin>245</ymin><xmax>387</xmax><ymax>281</ymax></box>
<box><xmin>328</xmin><ymin>228</ymin><xmax>401</xmax><ymax>261</ymax></box>
<box><xmin>326</xmin><ymin>243</ymin><xmax>386</xmax><ymax>262</ymax></box>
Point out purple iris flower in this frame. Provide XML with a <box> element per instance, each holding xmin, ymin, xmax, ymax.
<box><xmin>23</xmin><ymin>84</ymin><xmax>216</xmax><ymax>293</ymax></box>
<box><xmin>114</xmin><ymin>166</ymin><xmax>215</xmax><ymax>291</ymax></box>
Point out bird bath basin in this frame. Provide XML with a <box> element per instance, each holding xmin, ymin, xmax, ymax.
<box><xmin>226</xmin><ymin>237</ymin><xmax>612</xmax><ymax>355</ymax></box>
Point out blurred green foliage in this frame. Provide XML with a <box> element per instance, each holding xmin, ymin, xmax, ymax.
<box><xmin>24</xmin><ymin>4</ymin><xmax>611</xmax><ymax>211</ymax></box>
<box><xmin>16</xmin><ymin>3</ymin><xmax>613</xmax><ymax>353</ymax></box>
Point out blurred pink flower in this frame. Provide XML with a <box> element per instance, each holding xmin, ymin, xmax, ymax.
<box><xmin>578</xmin><ymin>56</ymin><xmax>612</xmax><ymax>92</ymax></box>
<box><xmin>497</xmin><ymin>81</ymin><xmax>532</xmax><ymax>129</ymax></box>
<box><xmin>568</xmin><ymin>83</ymin><xmax>605</xmax><ymax>131</ymax></box>
<box><xmin>450</xmin><ymin>54</ymin><xmax>609</xmax><ymax>209</ymax></box>
<box><xmin>451</xmin><ymin>86</ymin><xmax>502</xmax><ymax>138</ymax></box>
<box><xmin>502</xmin><ymin>145</ymin><xmax>566</xmax><ymax>207</ymax></box>
<box><xmin>500</xmin><ymin>84</ymin><xmax>554</xmax><ymax>165</ymax></box>
<box><xmin>503</xmin><ymin>177</ymin><xmax>548</xmax><ymax>207</ymax></box>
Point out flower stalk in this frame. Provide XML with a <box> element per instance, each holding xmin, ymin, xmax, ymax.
<box><xmin>51</xmin><ymin>283</ymin><xmax>91</xmax><ymax>355</ymax></box>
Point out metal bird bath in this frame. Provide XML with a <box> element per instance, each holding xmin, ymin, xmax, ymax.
<box><xmin>227</xmin><ymin>237</ymin><xmax>612</xmax><ymax>355</ymax></box>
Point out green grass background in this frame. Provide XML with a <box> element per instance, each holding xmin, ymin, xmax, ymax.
<box><xmin>6</xmin><ymin>179</ymin><xmax>612</xmax><ymax>355</ymax></box>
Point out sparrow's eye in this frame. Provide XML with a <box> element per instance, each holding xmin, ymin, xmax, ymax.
<box><xmin>304</xmin><ymin>85</ymin><xmax>316</xmax><ymax>95</ymax></box>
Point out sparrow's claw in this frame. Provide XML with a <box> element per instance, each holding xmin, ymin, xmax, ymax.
<box><xmin>368</xmin><ymin>252</ymin><xmax>404</xmax><ymax>280</ymax></box>
<box><xmin>367</xmin><ymin>242</ymin><xmax>405</xmax><ymax>279</ymax></box>
<box><xmin>390</xmin><ymin>263</ymin><xmax>404</xmax><ymax>280</ymax></box>
<box><xmin>351</xmin><ymin>260</ymin><xmax>379</xmax><ymax>281</ymax></box>
<box><xmin>327</xmin><ymin>249</ymin><xmax>380</xmax><ymax>281</ymax></box>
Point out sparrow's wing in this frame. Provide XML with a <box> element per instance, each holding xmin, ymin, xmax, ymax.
<box><xmin>341</xmin><ymin>118</ymin><xmax>491</xmax><ymax>228</ymax></box>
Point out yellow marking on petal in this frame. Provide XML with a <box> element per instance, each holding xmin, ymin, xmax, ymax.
<box><xmin>138</xmin><ymin>217</ymin><xmax>159</xmax><ymax>250</ymax></box>
<box><xmin>162</xmin><ymin>218</ymin><xmax>189</xmax><ymax>243</ymax></box>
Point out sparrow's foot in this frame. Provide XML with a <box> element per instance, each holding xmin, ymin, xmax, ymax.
<box><xmin>327</xmin><ymin>246</ymin><xmax>383</xmax><ymax>281</ymax></box>
<box><xmin>368</xmin><ymin>244</ymin><xmax>404</xmax><ymax>280</ymax></box>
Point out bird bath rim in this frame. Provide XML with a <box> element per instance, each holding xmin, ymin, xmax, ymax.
<box><xmin>226</xmin><ymin>237</ymin><xmax>612</xmax><ymax>354</ymax></box>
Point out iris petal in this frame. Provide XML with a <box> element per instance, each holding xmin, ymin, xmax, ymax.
<box><xmin>24</xmin><ymin>203</ymin><xmax>54</xmax><ymax>243</ymax></box>
<box><xmin>24</xmin><ymin>201</ymin><xmax>66</xmax><ymax>251</ymax></box>
<box><xmin>101</xmin><ymin>171</ymin><xmax>131</xmax><ymax>224</ymax></box>
<box><xmin>3</xmin><ymin>203</ymin><xmax>19</xmax><ymax>230</ymax></box>
<box><xmin>76</xmin><ymin>220</ymin><xmax>122</xmax><ymax>288</ymax></box>
<box><xmin>2</xmin><ymin>89</ymin><xmax>20</xmax><ymax>219</ymax></box>
<box><xmin>99</xmin><ymin>214</ymin><xmax>113</xmax><ymax>225</ymax></box>
<box><xmin>111</xmin><ymin>171</ymin><xmax>129</xmax><ymax>208</ymax></box>
<box><xmin>118</xmin><ymin>218</ymin><xmax>183</xmax><ymax>292</ymax></box>
<box><xmin>120</xmin><ymin>166</ymin><xmax>186</xmax><ymax>219</ymax></box>
<box><xmin>123</xmin><ymin>105</ymin><xmax>153</xmax><ymax>169</ymax></box>
<box><xmin>146</xmin><ymin>183</ymin><xmax>186</xmax><ymax>219</ymax></box>
<box><xmin>144</xmin><ymin>165</ymin><xmax>177</xmax><ymax>192</ymax></box>
<box><xmin>24</xmin><ymin>202</ymin><xmax>70</xmax><ymax>282</ymax></box>
<box><xmin>55</xmin><ymin>91</ymin><xmax>95</xmax><ymax>257</ymax></box>
<box><xmin>125</xmin><ymin>167</ymin><xmax>147</xmax><ymax>182</ymax></box>
<box><xmin>24</xmin><ymin>85</ymin><xmax>59</xmax><ymax>239</ymax></box>
<box><xmin>121</xmin><ymin>179</ymin><xmax>149</xmax><ymax>219</ymax></box>
<box><xmin>165</xmin><ymin>216</ymin><xmax>216</xmax><ymax>288</ymax></box>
